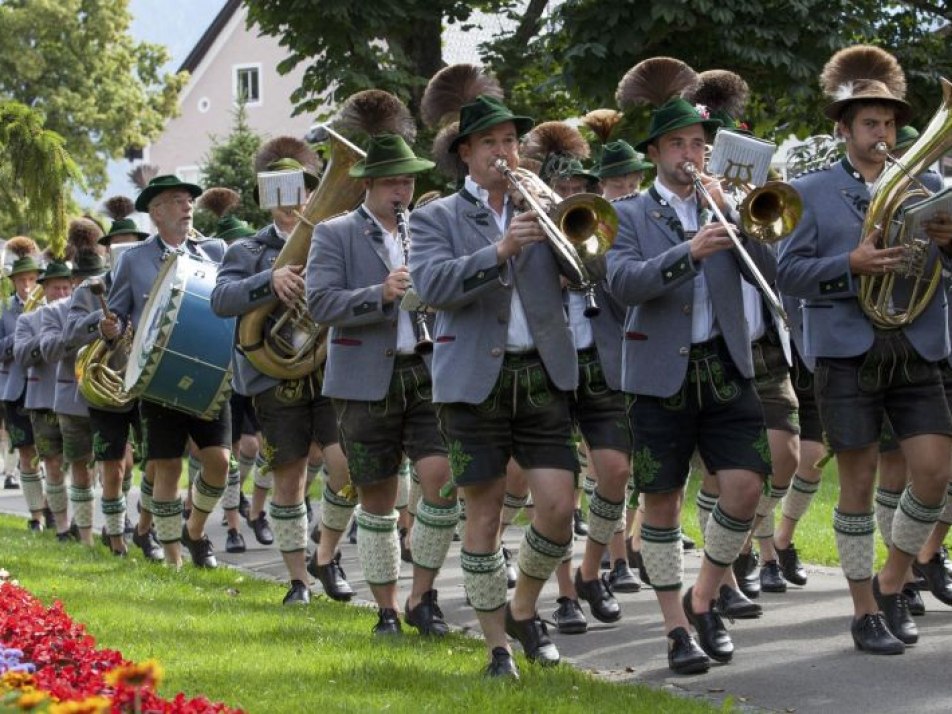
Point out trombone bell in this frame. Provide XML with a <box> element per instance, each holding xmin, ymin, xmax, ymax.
<box><xmin>549</xmin><ymin>194</ymin><xmax>619</xmax><ymax>259</ymax></box>
<box><xmin>739</xmin><ymin>181</ymin><xmax>803</xmax><ymax>243</ymax></box>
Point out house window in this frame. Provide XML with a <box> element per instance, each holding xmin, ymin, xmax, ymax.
<box><xmin>234</xmin><ymin>64</ymin><xmax>262</xmax><ymax>105</ymax></box>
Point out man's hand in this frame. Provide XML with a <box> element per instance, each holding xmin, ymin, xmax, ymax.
<box><xmin>688</xmin><ymin>222</ymin><xmax>733</xmax><ymax>261</ymax></box>
<box><xmin>497</xmin><ymin>211</ymin><xmax>546</xmax><ymax>262</ymax></box>
<box><xmin>383</xmin><ymin>266</ymin><xmax>411</xmax><ymax>303</ymax></box>
<box><xmin>271</xmin><ymin>264</ymin><xmax>305</xmax><ymax>307</ymax></box>
<box><xmin>848</xmin><ymin>228</ymin><xmax>904</xmax><ymax>275</ymax></box>
<box><xmin>924</xmin><ymin>211</ymin><xmax>952</xmax><ymax>250</ymax></box>
<box><xmin>99</xmin><ymin>314</ymin><xmax>120</xmax><ymax>340</ymax></box>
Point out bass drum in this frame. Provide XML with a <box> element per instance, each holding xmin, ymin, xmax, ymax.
<box><xmin>124</xmin><ymin>253</ymin><xmax>235</xmax><ymax>420</ymax></box>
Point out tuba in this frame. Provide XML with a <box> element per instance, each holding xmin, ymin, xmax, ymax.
<box><xmin>237</xmin><ymin>128</ymin><xmax>365</xmax><ymax>380</ymax></box>
<box><xmin>858</xmin><ymin>77</ymin><xmax>952</xmax><ymax>329</ymax></box>
<box><xmin>75</xmin><ymin>278</ymin><xmax>134</xmax><ymax>409</ymax></box>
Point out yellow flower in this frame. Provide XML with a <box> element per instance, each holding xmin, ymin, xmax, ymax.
<box><xmin>104</xmin><ymin>659</ymin><xmax>164</xmax><ymax>689</ymax></box>
<box><xmin>16</xmin><ymin>690</ymin><xmax>49</xmax><ymax>710</ymax></box>
<box><xmin>0</xmin><ymin>671</ymin><xmax>37</xmax><ymax>692</ymax></box>
<box><xmin>49</xmin><ymin>696</ymin><xmax>111</xmax><ymax>714</ymax></box>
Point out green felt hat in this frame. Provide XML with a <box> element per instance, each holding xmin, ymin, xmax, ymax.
<box><xmin>9</xmin><ymin>256</ymin><xmax>41</xmax><ymax>278</ymax></box>
<box><xmin>596</xmin><ymin>140</ymin><xmax>653</xmax><ymax>178</ymax></box>
<box><xmin>216</xmin><ymin>215</ymin><xmax>257</xmax><ymax>241</ymax></box>
<box><xmin>635</xmin><ymin>98</ymin><xmax>722</xmax><ymax>153</ymax></box>
<box><xmin>349</xmin><ymin>134</ymin><xmax>435</xmax><ymax>178</ymax></box>
<box><xmin>895</xmin><ymin>125</ymin><xmax>919</xmax><ymax>152</ymax></box>
<box><xmin>134</xmin><ymin>174</ymin><xmax>203</xmax><ymax>212</ymax></box>
<box><xmin>71</xmin><ymin>251</ymin><xmax>107</xmax><ymax>278</ymax></box>
<box><xmin>541</xmin><ymin>155</ymin><xmax>598</xmax><ymax>185</ymax></box>
<box><xmin>37</xmin><ymin>260</ymin><xmax>72</xmax><ymax>283</ymax></box>
<box><xmin>99</xmin><ymin>217</ymin><xmax>149</xmax><ymax>246</ymax></box>
<box><xmin>450</xmin><ymin>95</ymin><xmax>534</xmax><ymax>153</ymax></box>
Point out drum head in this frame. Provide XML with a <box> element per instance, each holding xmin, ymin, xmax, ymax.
<box><xmin>124</xmin><ymin>255</ymin><xmax>179</xmax><ymax>393</ymax></box>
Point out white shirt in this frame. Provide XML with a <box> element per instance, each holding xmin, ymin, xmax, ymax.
<box><xmin>742</xmin><ymin>279</ymin><xmax>766</xmax><ymax>342</ymax></box>
<box><xmin>653</xmin><ymin>179</ymin><xmax>718</xmax><ymax>343</ymax></box>
<box><xmin>464</xmin><ymin>175</ymin><xmax>534</xmax><ymax>352</ymax></box>
<box><xmin>363</xmin><ymin>204</ymin><xmax>417</xmax><ymax>354</ymax></box>
<box><xmin>568</xmin><ymin>291</ymin><xmax>594</xmax><ymax>350</ymax></box>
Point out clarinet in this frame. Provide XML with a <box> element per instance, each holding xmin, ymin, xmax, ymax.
<box><xmin>393</xmin><ymin>202</ymin><xmax>434</xmax><ymax>355</ymax></box>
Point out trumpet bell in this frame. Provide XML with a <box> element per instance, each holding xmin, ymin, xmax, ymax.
<box><xmin>550</xmin><ymin>193</ymin><xmax>619</xmax><ymax>258</ymax></box>
<box><xmin>739</xmin><ymin>181</ymin><xmax>803</xmax><ymax>243</ymax></box>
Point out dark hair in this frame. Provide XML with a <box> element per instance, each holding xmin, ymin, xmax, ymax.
<box><xmin>837</xmin><ymin>100</ymin><xmax>898</xmax><ymax>132</ymax></box>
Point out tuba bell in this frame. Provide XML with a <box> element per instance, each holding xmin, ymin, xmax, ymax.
<box><xmin>858</xmin><ymin>77</ymin><xmax>952</xmax><ymax>329</ymax></box>
<box><xmin>237</xmin><ymin>128</ymin><xmax>365</xmax><ymax>380</ymax></box>
<box><xmin>75</xmin><ymin>278</ymin><xmax>134</xmax><ymax>409</ymax></box>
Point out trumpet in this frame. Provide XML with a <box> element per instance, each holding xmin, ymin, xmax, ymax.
<box><xmin>393</xmin><ymin>202</ymin><xmax>434</xmax><ymax>355</ymax></box>
<box><xmin>682</xmin><ymin>161</ymin><xmax>789</xmax><ymax>327</ymax></box>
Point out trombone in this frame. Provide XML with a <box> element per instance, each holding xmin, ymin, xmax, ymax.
<box><xmin>682</xmin><ymin>161</ymin><xmax>789</xmax><ymax>327</ymax></box>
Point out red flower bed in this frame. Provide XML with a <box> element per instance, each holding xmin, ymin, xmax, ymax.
<box><xmin>0</xmin><ymin>580</ymin><xmax>243</xmax><ymax>713</ymax></box>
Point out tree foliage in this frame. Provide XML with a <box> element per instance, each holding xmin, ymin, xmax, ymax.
<box><xmin>0</xmin><ymin>0</ymin><xmax>186</xmax><ymax>196</ymax></box>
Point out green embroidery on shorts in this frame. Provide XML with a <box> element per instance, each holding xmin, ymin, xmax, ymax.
<box><xmin>8</xmin><ymin>424</ymin><xmax>25</xmax><ymax>447</ymax></box>
<box><xmin>259</xmin><ymin>438</ymin><xmax>277</xmax><ymax>472</ymax></box>
<box><xmin>753</xmin><ymin>429</ymin><xmax>772</xmax><ymax>466</ymax></box>
<box><xmin>92</xmin><ymin>433</ymin><xmax>110</xmax><ymax>461</ymax></box>
<box><xmin>789</xmin><ymin>411</ymin><xmax>800</xmax><ymax>429</ymax></box>
<box><xmin>632</xmin><ymin>446</ymin><xmax>660</xmax><ymax>487</ymax></box>
<box><xmin>346</xmin><ymin>441</ymin><xmax>376</xmax><ymax>478</ymax></box>
<box><xmin>447</xmin><ymin>440</ymin><xmax>473</xmax><ymax>480</ymax></box>
<box><xmin>34</xmin><ymin>435</ymin><xmax>53</xmax><ymax>458</ymax></box>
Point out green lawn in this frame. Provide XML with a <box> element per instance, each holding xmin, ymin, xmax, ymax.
<box><xmin>0</xmin><ymin>514</ymin><xmax>723</xmax><ymax>714</ymax></box>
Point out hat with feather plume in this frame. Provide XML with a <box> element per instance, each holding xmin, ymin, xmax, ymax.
<box><xmin>820</xmin><ymin>45</ymin><xmax>911</xmax><ymax>124</ymax></box>
<box><xmin>5</xmin><ymin>236</ymin><xmax>40</xmax><ymax>278</ymax></box>
<box><xmin>616</xmin><ymin>57</ymin><xmax>720</xmax><ymax>153</ymax></box>
<box><xmin>521</xmin><ymin>121</ymin><xmax>596</xmax><ymax>184</ymax></box>
<box><xmin>199</xmin><ymin>188</ymin><xmax>256</xmax><ymax>241</ymax></box>
<box><xmin>579</xmin><ymin>109</ymin><xmax>652</xmax><ymax>178</ymax></box>
<box><xmin>66</xmin><ymin>217</ymin><xmax>106</xmax><ymax>277</ymax></box>
<box><xmin>683</xmin><ymin>70</ymin><xmax>751</xmax><ymax>134</ymax></box>
<box><xmin>100</xmin><ymin>196</ymin><xmax>148</xmax><ymax>245</ymax></box>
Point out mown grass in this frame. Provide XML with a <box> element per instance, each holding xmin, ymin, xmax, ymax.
<box><xmin>0</xmin><ymin>514</ymin><xmax>723</xmax><ymax>714</ymax></box>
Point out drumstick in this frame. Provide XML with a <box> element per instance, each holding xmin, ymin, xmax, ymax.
<box><xmin>88</xmin><ymin>279</ymin><xmax>114</xmax><ymax>321</ymax></box>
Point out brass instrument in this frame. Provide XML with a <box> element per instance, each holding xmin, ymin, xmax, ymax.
<box><xmin>738</xmin><ymin>182</ymin><xmax>804</xmax><ymax>244</ymax></box>
<box><xmin>21</xmin><ymin>284</ymin><xmax>45</xmax><ymax>312</ymax></box>
<box><xmin>492</xmin><ymin>159</ymin><xmax>618</xmax><ymax>317</ymax></box>
<box><xmin>393</xmin><ymin>203</ymin><xmax>434</xmax><ymax>355</ymax></box>
<box><xmin>75</xmin><ymin>278</ymin><xmax>134</xmax><ymax>409</ymax></box>
<box><xmin>682</xmin><ymin>161</ymin><xmax>789</xmax><ymax>326</ymax></box>
<box><xmin>859</xmin><ymin>77</ymin><xmax>952</xmax><ymax>328</ymax></box>
<box><xmin>237</xmin><ymin>127</ymin><xmax>365</xmax><ymax>380</ymax></box>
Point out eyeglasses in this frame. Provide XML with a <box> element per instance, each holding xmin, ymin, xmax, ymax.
<box><xmin>152</xmin><ymin>196</ymin><xmax>194</xmax><ymax>209</ymax></box>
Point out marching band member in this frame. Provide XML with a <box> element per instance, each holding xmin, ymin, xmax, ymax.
<box><xmin>1</xmin><ymin>237</ymin><xmax>44</xmax><ymax>530</ymax></box>
<box><xmin>102</xmin><ymin>175</ymin><xmax>230</xmax><ymax>568</ymax></box>
<box><xmin>608</xmin><ymin>58</ymin><xmax>774</xmax><ymax>673</ymax></box>
<box><xmin>309</xmin><ymin>89</ymin><xmax>458</xmax><ymax>634</ymax></box>
<box><xmin>410</xmin><ymin>65</ymin><xmax>579</xmax><ymax>677</ymax></box>
<box><xmin>778</xmin><ymin>46</ymin><xmax>952</xmax><ymax>653</ymax></box>
<box><xmin>211</xmin><ymin>138</ymin><xmax>354</xmax><ymax>604</ymax></box>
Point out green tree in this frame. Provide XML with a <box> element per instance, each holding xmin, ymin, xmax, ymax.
<box><xmin>196</xmin><ymin>102</ymin><xmax>271</xmax><ymax>235</ymax></box>
<box><xmin>0</xmin><ymin>0</ymin><xmax>186</xmax><ymax>196</ymax></box>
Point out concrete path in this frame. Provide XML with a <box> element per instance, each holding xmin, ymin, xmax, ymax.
<box><xmin>2</xmin><ymin>486</ymin><xmax>950</xmax><ymax>713</ymax></box>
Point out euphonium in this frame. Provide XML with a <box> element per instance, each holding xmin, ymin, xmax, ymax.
<box><xmin>237</xmin><ymin>128</ymin><xmax>365</xmax><ymax>380</ymax></box>
<box><xmin>858</xmin><ymin>77</ymin><xmax>952</xmax><ymax>329</ymax></box>
<box><xmin>75</xmin><ymin>278</ymin><xmax>133</xmax><ymax>409</ymax></box>
<box><xmin>21</xmin><ymin>284</ymin><xmax>44</xmax><ymax>312</ymax></box>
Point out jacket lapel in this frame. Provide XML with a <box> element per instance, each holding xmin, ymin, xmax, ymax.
<box><xmin>358</xmin><ymin>208</ymin><xmax>393</xmax><ymax>271</ymax></box>
<box><xmin>646</xmin><ymin>187</ymin><xmax>686</xmax><ymax>247</ymax></box>
<box><xmin>459</xmin><ymin>189</ymin><xmax>503</xmax><ymax>246</ymax></box>
<box><xmin>835</xmin><ymin>159</ymin><xmax>871</xmax><ymax>221</ymax></box>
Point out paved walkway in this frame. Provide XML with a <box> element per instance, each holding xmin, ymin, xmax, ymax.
<box><xmin>2</xmin><ymin>487</ymin><xmax>951</xmax><ymax>713</ymax></box>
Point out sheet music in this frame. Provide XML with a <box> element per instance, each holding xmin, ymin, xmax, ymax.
<box><xmin>256</xmin><ymin>170</ymin><xmax>307</xmax><ymax>209</ymax></box>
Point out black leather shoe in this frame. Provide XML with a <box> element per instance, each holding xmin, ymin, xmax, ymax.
<box><xmin>56</xmin><ymin>525</ymin><xmax>79</xmax><ymax>543</ymax></box>
<box><xmin>247</xmin><ymin>513</ymin><xmax>274</xmax><ymax>545</ymax></box>
<box><xmin>123</xmin><ymin>515</ymin><xmax>134</xmax><ymax>543</ymax></box>
<box><xmin>903</xmin><ymin>585</ymin><xmax>925</xmax><ymax>617</ymax></box>
<box><xmin>485</xmin><ymin>647</ymin><xmax>520</xmax><ymax>679</ymax></box>
<box><xmin>608</xmin><ymin>558</ymin><xmax>641</xmax><ymax>593</ymax></box>
<box><xmin>733</xmin><ymin>550</ymin><xmax>760</xmax><ymax>599</ymax></box>
<box><xmin>912</xmin><ymin>551</ymin><xmax>952</xmax><ymax>606</ymax></box>
<box><xmin>3</xmin><ymin>473</ymin><xmax>19</xmax><ymax>489</ymax></box>
<box><xmin>715</xmin><ymin>584</ymin><xmax>762</xmax><ymax>619</ymax></box>
<box><xmin>573</xmin><ymin>508</ymin><xmax>588</xmax><ymax>537</ymax></box>
<box><xmin>600</xmin><ymin>551</ymin><xmax>611</xmax><ymax>570</ymax></box>
<box><xmin>503</xmin><ymin>546</ymin><xmax>517</xmax><ymax>589</ymax></box>
<box><xmin>347</xmin><ymin>518</ymin><xmax>358</xmax><ymax>545</ymax></box>
<box><xmin>282</xmin><ymin>580</ymin><xmax>310</xmax><ymax>605</ymax></box>
<box><xmin>851</xmin><ymin>612</ymin><xmax>905</xmax><ymax>654</ymax></box>
<box><xmin>100</xmin><ymin>526</ymin><xmax>111</xmax><ymax>548</ymax></box>
<box><xmin>132</xmin><ymin>528</ymin><xmax>164</xmax><ymax>561</ymax></box>
<box><xmin>760</xmin><ymin>560</ymin><xmax>788</xmax><ymax>593</ymax></box>
<box><xmin>505</xmin><ymin>605</ymin><xmax>560</xmax><ymax>664</ymax></box>
<box><xmin>237</xmin><ymin>492</ymin><xmax>250</xmax><ymax>521</ymax></box>
<box><xmin>683</xmin><ymin>588</ymin><xmax>733</xmax><ymax>662</ymax></box>
<box><xmin>575</xmin><ymin>569</ymin><xmax>621</xmax><ymax>623</ymax></box>
<box><xmin>27</xmin><ymin>519</ymin><xmax>42</xmax><ymax>533</ymax></box>
<box><xmin>372</xmin><ymin>607</ymin><xmax>402</xmax><ymax>636</ymax></box>
<box><xmin>181</xmin><ymin>525</ymin><xmax>218</xmax><ymax>568</ymax></box>
<box><xmin>667</xmin><ymin>626</ymin><xmax>710</xmax><ymax>675</ymax></box>
<box><xmin>873</xmin><ymin>576</ymin><xmax>917</xmax><ymax>644</ymax></box>
<box><xmin>776</xmin><ymin>542</ymin><xmax>808</xmax><ymax>586</ymax></box>
<box><xmin>225</xmin><ymin>528</ymin><xmax>246</xmax><ymax>554</ymax></box>
<box><xmin>405</xmin><ymin>589</ymin><xmax>449</xmax><ymax>636</ymax></box>
<box><xmin>43</xmin><ymin>506</ymin><xmax>55</xmax><ymax>531</ymax></box>
<box><xmin>628</xmin><ymin>548</ymin><xmax>651</xmax><ymax>586</ymax></box>
<box><xmin>552</xmin><ymin>596</ymin><xmax>588</xmax><ymax>634</ymax></box>
<box><xmin>399</xmin><ymin>526</ymin><xmax>413</xmax><ymax>564</ymax></box>
<box><xmin>307</xmin><ymin>552</ymin><xmax>354</xmax><ymax>601</ymax></box>
<box><xmin>681</xmin><ymin>534</ymin><xmax>696</xmax><ymax>551</ymax></box>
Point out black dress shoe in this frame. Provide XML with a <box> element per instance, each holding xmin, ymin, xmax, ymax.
<box><xmin>732</xmin><ymin>550</ymin><xmax>760</xmax><ymax>599</ymax></box>
<box><xmin>307</xmin><ymin>552</ymin><xmax>354</xmax><ymax>601</ymax></box>
<box><xmin>552</xmin><ymin>597</ymin><xmax>588</xmax><ymax>634</ymax></box>
<box><xmin>100</xmin><ymin>526</ymin><xmax>111</xmax><ymax>548</ymax></box>
<box><xmin>912</xmin><ymin>551</ymin><xmax>952</xmax><ymax>606</ymax></box>
<box><xmin>608</xmin><ymin>558</ymin><xmax>641</xmax><ymax>593</ymax></box>
<box><xmin>132</xmin><ymin>528</ymin><xmax>164</xmax><ymax>561</ymax></box>
<box><xmin>405</xmin><ymin>589</ymin><xmax>449</xmax><ymax>636</ymax></box>
<box><xmin>3</xmin><ymin>473</ymin><xmax>19</xmax><ymax>490</ymax></box>
<box><xmin>181</xmin><ymin>525</ymin><xmax>218</xmax><ymax>568</ymax></box>
<box><xmin>27</xmin><ymin>519</ymin><xmax>42</xmax><ymax>533</ymax></box>
<box><xmin>399</xmin><ymin>526</ymin><xmax>413</xmax><ymax>564</ymax></box>
<box><xmin>503</xmin><ymin>546</ymin><xmax>517</xmax><ymax>589</ymax></box>
<box><xmin>43</xmin><ymin>506</ymin><xmax>55</xmax><ymax>530</ymax></box>
<box><xmin>683</xmin><ymin>588</ymin><xmax>733</xmax><ymax>662</ymax></box>
<box><xmin>247</xmin><ymin>513</ymin><xmax>274</xmax><ymax>546</ymax></box>
<box><xmin>347</xmin><ymin>518</ymin><xmax>358</xmax><ymax>545</ymax></box>
<box><xmin>715</xmin><ymin>584</ymin><xmax>762</xmax><ymax>619</ymax></box>
<box><xmin>851</xmin><ymin>612</ymin><xmax>905</xmax><ymax>654</ymax></box>
<box><xmin>237</xmin><ymin>492</ymin><xmax>250</xmax><ymax>521</ymax></box>
<box><xmin>667</xmin><ymin>626</ymin><xmax>710</xmax><ymax>675</ymax></box>
<box><xmin>372</xmin><ymin>607</ymin><xmax>403</xmax><ymax>636</ymax></box>
<box><xmin>873</xmin><ymin>576</ymin><xmax>917</xmax><ymax>644</ymax></box>
<box><xmin>573</xmin><ymin>508</ymin><xmax>588</xmax><ymax>537</ymax></box>
<box><xmin>681</xmin><ymin>533</ymin><xmax>696</xmax><ymax>551</ymax></box>
<box><xmin>56</xmin><ymin>527</ymin><xmax>78</xmax><ymax>543</ymax></box>
<box><xmin>123</xmin><ymin>515</ymin><xmax>134</xmax><ymax>543</ymax></box>
<box><xmin>760</xmin><ymin>560</ymin><xmax>788</xmax><ymax>593</ymax></box>
<box><xmin>505</xmin><ymin>605</ymin><xmax>560</xmax><ymax>665</ymax></box>
<box><xmin>575</xmin><ymin>569</ymin><xmax>621</xmax><ymax>623</ymax></box>
<box><xmin>903</xmin><ymin>585</ymin><xmax>925</xmax><ymax>617</ymax></box>
<box><xmin>282</xmin><ymin>579</ymin><xmax>311</xmax><ymax>605</ymax></box>
<box><xmin>776</xmin><ymin>542</ymin><xmax>808</xmax><ymax>586</ymax></box>
<box><xmin>485</xmin><ymin>647</ymin><xmax>520</xmax><ymax>679</ymax></box>
<box><xmin>225</xmin><ymin>528</ymin><xmax>246</xmax><ymax>554</ymax></box>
